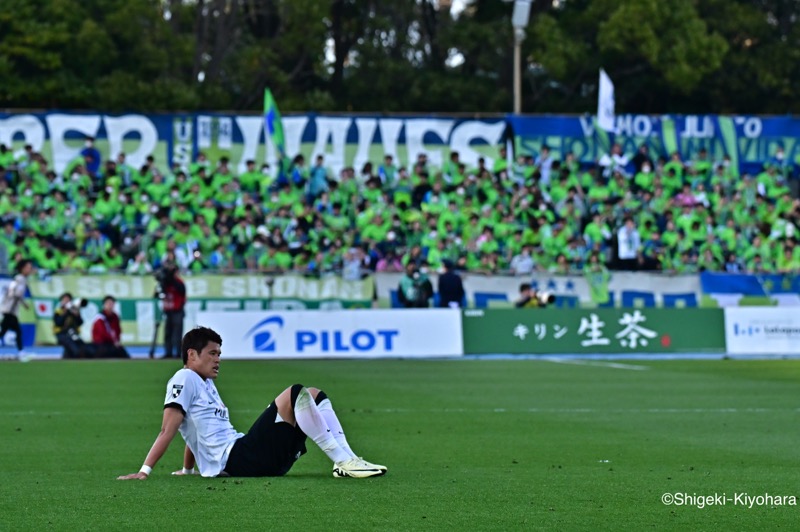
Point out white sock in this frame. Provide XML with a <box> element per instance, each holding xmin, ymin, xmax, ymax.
<box><xmin>293</xmin><ymin>388</ymin><xmax>351</xmax><ymax>463</ymax></box>
<box><xmin>317</xmin><ymin>398</ymin><xmax>357</xmax><ymax>459</ymax></box>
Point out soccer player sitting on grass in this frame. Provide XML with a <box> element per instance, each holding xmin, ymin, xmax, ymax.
<box><xmin>117</xmin><ymin>326</ymin><xmax>386</xmax><ymax>480</ymax></box>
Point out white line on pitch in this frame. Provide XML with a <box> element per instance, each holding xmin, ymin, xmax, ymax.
<box><xmin>542</xmin><ymin>358</ymin><xmax>650</xmax><ymax>371</ymax></box>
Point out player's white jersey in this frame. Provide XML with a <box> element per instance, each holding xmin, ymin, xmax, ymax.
<box><xmin>0</xmin><ymin>274</ymin><xmax>27</xmax><ymax>314</ymax></box>
<box><xmin>164</xmin><ymin>368</ymin><xmax>244</xmax><ymax>477</ymax></box>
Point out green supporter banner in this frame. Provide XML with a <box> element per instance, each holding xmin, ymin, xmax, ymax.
<box><xmin>29</xmin><ymin>274</ymin><xmax>374</xmax><ymax>345</ymax></box>
<box><xmin>462</xmin><ymin>308</ymin><xmax>725</xmax><ymax>355</ymax></box>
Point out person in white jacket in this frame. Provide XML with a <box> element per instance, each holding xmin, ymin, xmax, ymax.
<box><xmin>0</xmin><ymin>259</ymin><xmax>33</xmax><ymax>358</ymax></box>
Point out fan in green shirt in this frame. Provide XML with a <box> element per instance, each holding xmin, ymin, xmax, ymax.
<box><xmin>442</xmin><ymin>151</ymin><xmax>464</xmax><ymax>186</ymax></box>
<box><xmin>584</xmin><ymin>254</ymin><xmax>611</xmax><ymax>304</ymax></box>
<box><xmin>31</xmin><ymin>210</ymin><xmax>59</xmax><ymax>238</ymax></box>
<box><xmin>257</xmin><ymin>246</ymin><xmax>294</xmax><ymax>273</ymax></box>
<box><xmin>663</xmin><ymin>152</ymin><xmax>685</xmax><ymax>181</ymax></box>
<box><xmin>607</xmin><ymin>173</ymin><xmax>630</xmax><ymax>199</ymax></box>
<box><xmin>60</xmin><ymin>249</ymin><xmax>90</xmax><ymax>272</ymax></box>
<box><xmin>548</xmin><ymin>175</ymin><xmax>571</xmax><ymax>205</ymax></box>
<box><xmin>461</xmin><ymin>214</ymin><xmax>486</xmax><ymax>245</ymax></box>
<box><xmin>435</xmin><ymin>202</ymin><xmax>463</xmax><ymax>235</ymax></box>
<box><xmin>633</xmin><ymin>165</ymin><xmax>656</xmax><ymax>193</ymax></box>
<box><xmin>746</xmin><ymin>254</ymin><xmax>773</xmax><ymax>273</ymax></box>
<box><xmin>768</xmin><ymin>177</ymin><xmax>791</xmax><ymax>200</ymax></box>
<box><xmin>586</xmin><ymin>177</ymin><xmax>611</xmax><ymax>209</ymax></box>
<box><xmin>169</xmin><ymin>203</ymin><xmax>194</xmax><ymax>225</ymax></box>
<box><xmin>668</xmin><ymin>251</ymin><xmax>696</xmax><ymax>274</ymax></box>
<box><xmin>492</xmin><ymin>146</ymin><xmax>509</xmax><ymax>176</ymax></box>
<box><xmin>433</xmin><ymin>238</ymin><xmax>460</xmax><ymax>270</ymax></box>
<box><xmin>692</xmin><ymin>148</ymin><xmax>713</xmax><ymax>179</ymax></box>
<box><xmin>714</xmin><ymin>219</ymin><xmax>738</xmax><ymax>251</ymax></box>
<box><xmin>583</xmin><ymin>214</ymin><xmax>612</xmax><ymax>248</ymax></box>
<box><xmin>145</xmin><ymin>173</ymin><xmax>170</xmax><ymax>204</ymax></box>
<box><xmin>360</xmin><ymin>214</ymin><xmax>391</xmax><ymax>244</ymax></box>
<box><xmin>542</xmin><ymin>225</ymin><xmax>570</xmax><ymax>260</ymax></box>
<box><xmin>0</xmin><ymin>144</ymin><xmax>14</xmax><ymax>167</ymax></box>
<box><xmin>378</xmin><ymin>155</ymin><xmax>398</xmax><ymax>188</ymax></box>
<box><xmin>755</xmin><ymin>166</ymin><xmax>778</xmax><ymax>194</ymax></box>
<box><xmin>102</xmin><ymin>247</ymin><xmax>125</xmax><ymax>271</ymax></box>
<box><xmin>17</xmin><ymin>183</ymin><xmax>37</xmax><ymax>212</ymax></box>
<box><xmin>94</xmin><ymin>192</ymin><xmax>120</xmax><ymax>224</ymax></box>
<box><xmin>362</xmin><ymin>179</ymin><xmax>384</xmax><ymax>206</ymax></box>
<box><xmin>238</xmin><ymin>160</ymin><xmax>264</xmax><ymax>194</ymax></box>
<box><xmin>64</xmin><ymin>154</ymin><xmax>89</xmax><ymax>179</ymax></box>
<box><xmin>189</xmin><ymin>152</ymin><xmax>211</xmax><ymax>177</ymax></box>
<box><xmin>660</xmin><ymin>168</ymin><xmax>682</xmax><ymax>196</ymax></box>
<box><xmin>660</xmin><ymin>220</ymin><xmax>680</xmax><ymax>249</ymax></box>
<box><xmin>391</xmin><ymin>171</ymin><xmax>414</xmax><ymax>208</ymax></box>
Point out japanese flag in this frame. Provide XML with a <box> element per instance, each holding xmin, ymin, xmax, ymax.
<box><xmin>34</xmin><ymin>299</ymin><xmax>54</xmax><ymax>319</ymax></box>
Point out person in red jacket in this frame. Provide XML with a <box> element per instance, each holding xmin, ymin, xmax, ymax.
<box><xmin>157</xmin><ymin>261</ymin><xmax>187</xmax><ymax>359</ymax></box>
<box><xmin>91</xmin><ymin>295</ymin><xmax>130</xmax><ymax>358</ymax></box>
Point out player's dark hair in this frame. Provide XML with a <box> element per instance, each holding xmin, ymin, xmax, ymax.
<box><xmin>15</xmin><ymin>259</ymin><xmax>32</xmax><ymax>273</ymax></box>
<box><xmin>182</xmin><ymin>326</ymin><xmax>222</xmax><ymax>365</ymax></box>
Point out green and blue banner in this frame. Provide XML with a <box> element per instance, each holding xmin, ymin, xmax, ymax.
<box><xmin>508</xmin><ymin>114</ymin><xmax>799</xmax><ymax>175</ymax></box>
<box><xmin>3</xmin><ymin>112</ymin><xmax>793</xmax><ymax>182</ymax></box>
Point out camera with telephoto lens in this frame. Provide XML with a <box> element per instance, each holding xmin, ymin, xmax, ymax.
<box><xmin>66</xmin><ymin>298</ymin><xmax>89</xmax><ymax>310</ymax></box>
<box><xmin>154</xmin><ymin>262</ymin><xmax>178</xmax><ymax>298</ymax></box>
<box><xmin>536</xmin><ymin>290</ymin><xmax>556</xmax><ymax>306</ymax></box>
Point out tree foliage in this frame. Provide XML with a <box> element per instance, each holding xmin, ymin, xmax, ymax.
<box><xmin>0</xmin><ymin>0</ymin><xmax>796</xmax><ymax>113</ymax></box>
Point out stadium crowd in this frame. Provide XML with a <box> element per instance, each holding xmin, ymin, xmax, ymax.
<box><xmin>1</xmin><ymin>138</ymin><xmax>798</xmax><ymax>277</ymax></box>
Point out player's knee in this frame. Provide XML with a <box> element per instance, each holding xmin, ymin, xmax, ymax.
<box><xmin>305</xmin><ymin>387</ymin><xmax>320</xmax><ymax>399</ymax></box>
<box><xmin>314</xmin><ymin>390</ymin><xmax>328</xmax><ymax>405</ymax></box>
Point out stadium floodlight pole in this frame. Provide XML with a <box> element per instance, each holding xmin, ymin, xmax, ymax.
<box><xmin>510</xmin><ymin>0</ymin><xmax>532</xmax><ymax>115</ymax></box>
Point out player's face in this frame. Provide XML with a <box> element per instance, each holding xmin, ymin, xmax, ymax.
<box><xmin>190</xmin><ymin>342</ymin><xmax>222</xmax><ymax>380</ymax></box>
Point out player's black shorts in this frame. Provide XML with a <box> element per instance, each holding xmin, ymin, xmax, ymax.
<box><xmin>223</xmin><ymin>402</ymin><xmax>308</xmax><ymax>477</ymax></box>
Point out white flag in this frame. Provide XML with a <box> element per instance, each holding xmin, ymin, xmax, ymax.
<box><xmin>597</xmin><ymin>68</ymin><xmax>616</xmax><ymax>133</ymax></box>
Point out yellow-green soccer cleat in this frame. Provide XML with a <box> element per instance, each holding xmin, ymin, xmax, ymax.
<box><xmin>332</xmin><ymin>457</ymin><xmax>387</xmax><ymax>478</ymax></box>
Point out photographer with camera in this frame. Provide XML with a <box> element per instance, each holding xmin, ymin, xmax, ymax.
<box><xmin>53</xmin><ymin>292</ymin><xmax>95</xmax><ymax>359</ymax></box>
<box><xmin>514</xmin><ymin>283</ymin><xmax>556</xmax><ymax>309</ymax></box>
<box><xmin>156</xmin><ymin>261</ymin><xmax>186</xmax><ymax>359</ymax></box>
<box><xmin>397</xmin><ymin>261</ymin><xmax>433</xmax><ymax>308</ymax></box>
<box><xmin>91</xmin><ymin>295</ymin><xmax>130</xmax><ymax>358</ymax></box>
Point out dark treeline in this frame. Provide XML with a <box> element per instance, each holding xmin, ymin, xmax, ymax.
<box><xmin>1</xmin><ymin>0</ymin><xmax>798</xmax><ymax>114</ymax></box>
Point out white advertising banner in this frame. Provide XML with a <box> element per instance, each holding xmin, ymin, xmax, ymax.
<box><xmin>724</xmin><ymin>307</ymin><xmax>800</xmax><ymax>355</ymax></box>
<box><xmin>197</xmin><ymin>309</ymin><xmax>463</xmax><ymax>359</ymax></box>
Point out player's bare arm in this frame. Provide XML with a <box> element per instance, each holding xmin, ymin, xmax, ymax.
<box><xmin>117</xmin><ymin>406</ymin><xmax>184</xmax><ymax>480</ymax></box>
<box><xmin>172</xmin><ymin>445</ymin><xmax>198</xmax><ymax>476</ymax></box>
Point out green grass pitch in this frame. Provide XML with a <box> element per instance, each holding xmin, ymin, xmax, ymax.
<box><xmin>1</xmin><ymin>358</ymin><xmax>798</xmax><ymax>530</ymax></box>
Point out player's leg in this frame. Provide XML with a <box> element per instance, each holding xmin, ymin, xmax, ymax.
<box><xmin>274</xmin><ymin>384</ymin><xmax>351</xmax><ymax>463</ymax></box>
<box><xmin>314</xmin><ymin>390</ymin><xmax>387</xmax><ymax>476</ymax></box>
<box><xmin>167</xmin><ymin>312</ymin><xmax>181</xmax><ymax>358</ymax></box>
<box><xmin>276</xmin><ymin>384</ymin><xmax>386</xmax><ymax>478</ymax></box>
<box><xmin>312</xmin><ymin>390</ymin><xmax>357</xmax><ymax>459</ymax></box>
<box><xmin>0</xmin><ymin>313</ymin><xmax>11</xmax><ymax>345</ymax></box>
<box><xmin>9</xmin><ymin>314</ymin><xmax>22</xmax><ymax>352</ymax></box>
<box><xmin>173</xmin><ymin>310</ymin><xmax>184</xmax><ymax>359</ymax></box>
<box><xmin>163</xmin><ymin>312</ymin><xmax>174</xmax><ymax>358</ymax></box>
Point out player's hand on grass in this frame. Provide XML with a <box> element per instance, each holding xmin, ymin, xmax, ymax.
<box><xmin>117</xmin><ymin>472</ymin><xmax>148</xmax><ymax>480</ymax></box>
<box><xmin>171</xmin><ymin>468</ymin><xmax>199</xmax><ymax>476</ymax></box>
